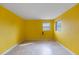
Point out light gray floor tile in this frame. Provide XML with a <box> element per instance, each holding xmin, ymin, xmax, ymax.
<box><xmin>5</xmin><ymin>41</ymin><xmax>72</xmax><ymax>55</ymax></box>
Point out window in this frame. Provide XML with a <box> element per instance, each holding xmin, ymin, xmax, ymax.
<box><xmin>55</xmin><ymin>20</ymin><xmax>62</xmax><ymax>32</ymax></box>
<box><xmin>43</xmin><ymin>22</ymin><xmax>50</xmax><ymax>31</ymax></box>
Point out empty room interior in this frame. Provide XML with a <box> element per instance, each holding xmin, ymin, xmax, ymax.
<box><xmin>0</xmin><ymin>3</ymin><xmax>79</xmax><ymax>55</ymax></box>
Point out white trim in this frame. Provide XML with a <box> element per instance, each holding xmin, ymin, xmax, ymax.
<box><xmin>1</xmin><ymin>42</ymin><xmax>75</xmax><ymax>55</ymax></box>
<box><xmin>57</xmin><ymin>41</ymin><xmax>75</xmax><ymax>55</ymax></box>
<box><xmin>1</xmin><ymin>44</ymin><xmax>18</xmax><ymax>55</ymax></box>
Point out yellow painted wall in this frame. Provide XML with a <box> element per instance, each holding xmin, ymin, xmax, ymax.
<box><xmin>54</xmin><ymin>4</ymin><xmax>79</xmax><ymax>54</ymax></box>
<box><xmin>0</xmin><ymin>5</ymin><xmax>54</xmax><ymax>54</ymax></box>
<box><xmin>0</xmin><ymin>6</ymin><xmax>23</xmax><ymax>54</ymax></box>
<box><xmin>24</xmin><ymin>20</ymin><xmax>42</xmax><ymax>41</ymax></box>
<box><xmin>24</xmin><ymin>20</ymin><xmax>54</xmax><ymax>41</ymax></box>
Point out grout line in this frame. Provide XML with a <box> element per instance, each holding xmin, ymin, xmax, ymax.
<box><xmin>1</xmin><ymin>44</ymin><xmax>18</xmax><ymax>55</ymax></box>
<box><xmin>57</xmin><ymin>41</ymin><xmax>75</xmax><ymax>55</ymax></box>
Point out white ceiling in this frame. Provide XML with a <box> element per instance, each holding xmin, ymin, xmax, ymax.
<box><xmin>1</xmin><ymin>3</ymin><xmax>76</xmax><ymax>20</ymax></box>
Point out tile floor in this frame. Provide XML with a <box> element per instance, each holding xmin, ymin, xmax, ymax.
<box><xmin>5</xmin><ymin>41</ymin><xmax>73</xmax><ymax>55</ymax></box>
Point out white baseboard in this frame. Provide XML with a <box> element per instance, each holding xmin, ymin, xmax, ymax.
<box><xmin>1</xmin><ymin>41</ymin><xmax>75</xmax><ymax>55</ymax></box>
<box><xmin>57</xmin><ymin>41</ymin><xmax>75</xmax><ymax>55</ymax></box>
<box><xmin>1</xmin><ymin>44</ymin><xmax>18</xmax><ymax>55</ymax></box>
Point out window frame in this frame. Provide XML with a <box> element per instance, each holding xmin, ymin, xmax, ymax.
<box><xmin>55</xmin><ymin>20</ymin><xmax>62</xmax><ymax>32</ymax></box>
<box><xmin>43</xmin><ymin>22</ymin><xmax>50</xmax><ymax>31</ymax></box>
